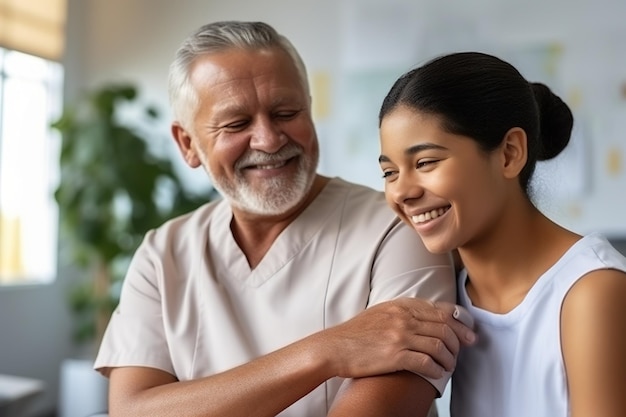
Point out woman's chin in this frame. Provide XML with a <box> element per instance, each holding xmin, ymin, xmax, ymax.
<box><xmin>421</xmin><ymin>237</ymin><xmax>454</xmax><ymax>255</ymax></box>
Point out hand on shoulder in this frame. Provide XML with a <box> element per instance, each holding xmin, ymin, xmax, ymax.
<box><xmin>315</xmin><ymin>297</ymin><xmax>476</xmax><ymax>380</ymax></box>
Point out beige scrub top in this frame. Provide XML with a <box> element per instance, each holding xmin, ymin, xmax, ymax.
<box><xmin>95</xmin><ymin>177</ymin><xmax>455</xmax><ymax>417</ymax></box>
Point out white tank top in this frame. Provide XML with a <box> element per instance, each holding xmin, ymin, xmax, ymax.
<box><xmin>451</xmin><ymin>234</ymin><xmax>626</xmax><ymax>417</ymax></box>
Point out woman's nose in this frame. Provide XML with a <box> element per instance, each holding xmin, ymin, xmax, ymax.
<box><xmin>249</xmin><ymin>119</ymin><xmax>288</xmax><ymax>153</ymax></box>
<box><xmin>388</xmin><ymin>173</ymin><xmax>425</xmax><ymax>204</ymax></box>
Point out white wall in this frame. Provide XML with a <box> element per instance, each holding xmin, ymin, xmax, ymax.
<box><xmin>66</xmin><ymin>0</ymin><xmax>626</xmax><ymax>236</ymax></box>
<box><xmin>0</xmin><ymin>281</ymin><xmax>78</xmax><ymax>417</ymax></box>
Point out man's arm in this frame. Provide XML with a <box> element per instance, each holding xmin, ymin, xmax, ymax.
<box><xmin>328</xmin><ymin>372</ymin><xmax>437</xmax><ymax>417</ymax></box>
<box><xmin>107</xmin><ymin>298</ymin><xmax>474</xmax><ymax>417</ymax></box>
<box><xmin>109</xmin><ymin>336</ymin><xmax>330</xmax><ymax>417</ymax></box>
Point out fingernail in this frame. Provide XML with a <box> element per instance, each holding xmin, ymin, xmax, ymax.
<box><xmin>466</xmin><ymin>331</ymin><xmax>476</xmax><ymax>344</ymax></box>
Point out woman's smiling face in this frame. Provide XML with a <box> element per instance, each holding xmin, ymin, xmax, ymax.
<box><xmin>379</xmin><ymin>105</ymin><xmax>508</xmax><ymax>254</ymax></box>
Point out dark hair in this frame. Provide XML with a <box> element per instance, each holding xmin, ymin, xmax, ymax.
<box><xmin>379</xmin><ymin>51</ymin><xmax>573</xmax><ymax>194</ymax></box>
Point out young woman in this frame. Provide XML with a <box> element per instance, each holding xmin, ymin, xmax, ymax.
<box><xmin>377</xmin><ymin>51</ymin><xmax>626</xmax><ymax>417</ymax></box>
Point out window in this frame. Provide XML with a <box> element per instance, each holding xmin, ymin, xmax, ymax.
<box><xmin>0</xmin><ymin>48</ymin><xmax>63</xmax><ymax>284</ymax></box>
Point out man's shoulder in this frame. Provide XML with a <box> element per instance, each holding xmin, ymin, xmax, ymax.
<box><xmin>324</xmin><ymin>177</ymin><xmax>399</xmax><ymax>231</ymax></box>
<box><xmin>329</xmin><ymin>177</ymin><xmax>390</xmax><ymax>211</ymax></box>
<box><xmin>165</xmin><ymin>197</ymin><xmax>223</xmax><ymax>226</ymax></box>
<box><xmin>143</xmin><ymin>198</ymin><xmax>225</xmax><ymax>248</ymax></box>
<box><xmin>328</xmin><ymin>177</ymin><xmax>385</xmax><ymax>204</ymax></box>
<box><xmin>330</xmin><ymin>177</ymin><xmax>380</xmax><ymax>193</ymax></box>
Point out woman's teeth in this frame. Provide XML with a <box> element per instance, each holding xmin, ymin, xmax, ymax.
<box><xmin>411</xmin><ymin>207</ymin><xmax>448</xmax><ymax>224</ymax></box>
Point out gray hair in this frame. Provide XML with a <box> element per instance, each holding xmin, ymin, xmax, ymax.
<box><xmin>168</xmin><ymin>21</ymin><xmax>310</xmax><ymax>129</ymax></box>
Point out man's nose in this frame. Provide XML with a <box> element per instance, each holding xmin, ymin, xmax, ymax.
<box><xmin>249</xmin><ymin>119</ymin><xmax>288</xmax><ymax>153</ymax></box>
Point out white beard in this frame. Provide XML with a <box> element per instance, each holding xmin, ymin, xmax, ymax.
<box><xmin>200</xmin><ymin>142</ymin><xmax>318</xmax><ymax>216</ymax></box>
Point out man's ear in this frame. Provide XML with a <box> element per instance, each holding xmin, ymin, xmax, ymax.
<box><xmin>500</xmin><ymin>127</ymin><xmax>528</xmax><ymax>179</ymax></box>
<box><xmin>171</xmin><ymin>122</ymin><xmax>202</xmax><ymax>168</ymax></box>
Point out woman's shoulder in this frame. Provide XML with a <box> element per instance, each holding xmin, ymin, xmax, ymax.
<box><xmin>560</xmin><ymin>233</ymin><xmax>626</xmax><ymax>324</ymax></box>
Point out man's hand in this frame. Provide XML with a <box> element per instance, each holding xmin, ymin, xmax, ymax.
<box><xmin>316</xmin><ymin>297</ymin><xmax>476</xmax><ymax>379</ymax></box>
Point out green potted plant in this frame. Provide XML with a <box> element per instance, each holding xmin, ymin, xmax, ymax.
<box><xmin>52</xmin><ymin>83</ymin><xmax>212</xmax><ymax>352</ymax></box>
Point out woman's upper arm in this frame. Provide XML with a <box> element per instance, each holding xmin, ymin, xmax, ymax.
<box><xmin>561</xmin><ymin>268</ymin><xmax>626</xmax><ymax>417</ymax></box>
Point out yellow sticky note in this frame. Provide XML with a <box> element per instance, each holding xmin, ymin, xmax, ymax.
<box><xmin>607</xmin><ymin>147</ymin><xmax>622</xmax><ymax>176</ymax></box>
<box><xmin>311</xmin><ymin>71</ymin><xmax>331</xmax><ymax>121</ymax></box>
<box><xmin>567</xmin><ymin>87</ymin><xmax>583</xmax><ymax>110</ymax></box>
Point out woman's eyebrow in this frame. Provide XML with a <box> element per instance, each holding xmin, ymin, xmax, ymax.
<box><xmin>379</xmin><ymin>142</ymin><xmax>447</xmax><ymax>163</ymax></box>
<box><xmin>404</xmin><ymin>142</ymin><xmax>447</xmax><ymax>155</ymax></box>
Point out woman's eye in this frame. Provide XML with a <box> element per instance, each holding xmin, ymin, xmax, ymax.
<box><xmin>416</xmin><ymin>159</ymin><xmax>438</xmax><ymax>169</ymax></box>
<box><xmin>381</xmin><ymin>170</ymin><xmax>397</xmax><ymax>179</ymax></box>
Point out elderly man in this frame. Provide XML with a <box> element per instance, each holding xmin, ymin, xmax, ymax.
<box><xmin>94</xmin><ymin>21</ymin><xmax>475</xmax><ymax>417</ymax></box>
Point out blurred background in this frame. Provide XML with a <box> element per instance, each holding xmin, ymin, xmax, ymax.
<box><xmin>0</xmin><ymin>0</ymin><xmax>625</xmax><ymax>416</ymax></box>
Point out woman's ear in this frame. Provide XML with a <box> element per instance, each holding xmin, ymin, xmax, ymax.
<box><xmin>500</xmin><ymin>127</ymin><xmax>528</xmax><ymax>179</ymax></box>
<box><xmin>171</xmin><ymin>122</ymin><xmax>202</xmax><ymax>168</ymax></box>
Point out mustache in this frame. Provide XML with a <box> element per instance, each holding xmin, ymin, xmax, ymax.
<box><xmin>235</xmin><ymin>143</ymin><xmax>303</xmax><ymax>169</ymax></box>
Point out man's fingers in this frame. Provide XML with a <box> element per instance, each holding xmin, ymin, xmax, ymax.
<box><xmin>453</xmin><ymin>305</ymin><xmax>475</xmax><ymax>328</ymax></box>
<box><xmin>435</xmin><ymin>301</ymin><xmax>477</xmax><ymax>346</ymax></box>
<box><xmin>407</xmin><ymin>333</ymin><xmax>456</xmax><ymax>372</ymax></box>
<box><xmin>391</xmin><ymin>297</ymin><xmax>477</xmax><ymax>347</ymax></box>
<box><xmin>401</xmin><ymin>351</ymin><xmax>447</xmax><ymax>379</ymax></box>
<box><xmin>399</xmin><ymin>302</ymin><xmax>478</xmax><ymax>378</ymax></box>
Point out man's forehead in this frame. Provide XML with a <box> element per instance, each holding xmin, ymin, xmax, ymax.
<box><xmin>192</xmin><ymin>52</ymin><xmax>299</xmax><ymax>87</ymax></box>
<box><xmin>188</xmin><ymin>55</ymin><xmax>247</xmax><ymax>87</ymax></box>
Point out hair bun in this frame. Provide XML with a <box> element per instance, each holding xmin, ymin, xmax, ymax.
<box><xmin>530</xmin><ymin>82</ymin><xmax>574</xmax><ymax>161</ymax></box>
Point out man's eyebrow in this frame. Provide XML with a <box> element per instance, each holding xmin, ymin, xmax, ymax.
<box><xmin>212</xmin><ymin>102</ymin><xmax>245</xmax><ymax>117</ymax></box>
<box><xmin>379</xmin><ymin>142</ymin><xmax>447</xmax><ymax>163</ymax></box>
